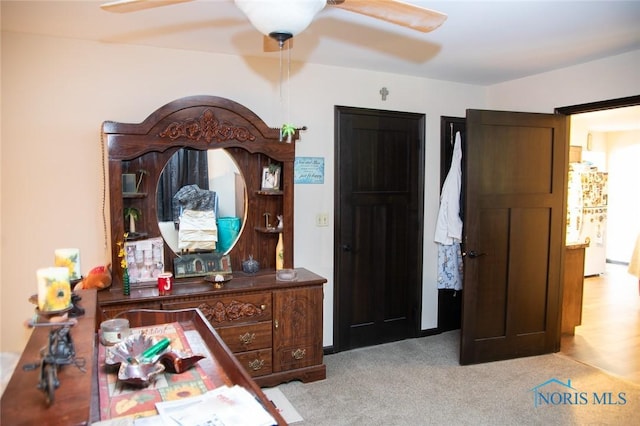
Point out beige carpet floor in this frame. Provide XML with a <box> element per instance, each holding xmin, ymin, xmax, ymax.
<box><xmin>272</xmin><ymin>331</ymin><xmax>639</xmax><ymax>425</ymax></box>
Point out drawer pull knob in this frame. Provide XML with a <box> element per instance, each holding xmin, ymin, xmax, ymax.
<box><xmin>248</xmin><ymin>359</ymin><xmax>265</xmax><ymax>371</ymax></box>
<box><xmin>260</xmin><ymin>304</ymin><xmax>267</xmax><ymax>310</ymax></box>
<box><xmin>292</xmin><ymin>348</ymin><xmax>306</xmax><ymax>360</ymax></box>
<box><xmin>239</xmin><ymin>332</ymin><xmax>255</xmax><ymax>345</ymax></box>
<box><xmin>274</xmin><ymin>319</ymin><xmax>279</xmax><ymax>329</ymax></box>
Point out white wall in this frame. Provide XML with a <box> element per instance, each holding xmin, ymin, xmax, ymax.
<box><xmin>487</xmin><ymin>50</ymin><xmax>640</xmax><ymax>113</ymax></box>
<box><xmin>605</xmin><ymin>131</ymin><xmax>640</xmax><ymax>262</ymax></box>
<box><xmin>1</xmin><ymin>31</ymin><xmax>485</xmax><ymax>353</ymax></box>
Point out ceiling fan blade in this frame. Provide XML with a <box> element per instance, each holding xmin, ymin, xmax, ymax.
<box><xmin>263</xmin><ymin>36</ymin><xmax>294</xmax><ymax>53</ymax></box>
<box><xmin>329</xmin><ymin>0</ymin><xmax>447</xmax><ymax>33</ymax></box>
<box><xmin>101</xmin><ymin>0</ymin><xmax>194</xmax><ymax>13</ymax></box>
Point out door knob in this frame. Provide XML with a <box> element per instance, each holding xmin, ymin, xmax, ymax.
<box><xmin>466</xmin><ymin>250</ymin><xmax>486</xmax><ymax>258</ymax></box>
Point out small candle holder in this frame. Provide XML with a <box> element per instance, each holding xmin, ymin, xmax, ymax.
<box><xmin>28</xmin><ymin>291</ymin><xmax>84</xmax><ymax>324</ymax></box>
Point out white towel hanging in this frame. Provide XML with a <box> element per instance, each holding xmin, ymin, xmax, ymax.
<box><xmin>434</xmin><ymin>131</ymin><xmax>463</xmax><ymax>245</ymax></box>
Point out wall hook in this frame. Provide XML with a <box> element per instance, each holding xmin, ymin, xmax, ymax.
<box><xmin>450</xmin><ymin>123</ymin><xmax>454</xmax><ymax>146</ymax></box>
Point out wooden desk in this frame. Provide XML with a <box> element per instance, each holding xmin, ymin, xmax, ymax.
<box><xmin>1</xmin><ymin>291</ymin><xmax>286</xmax><ymax>425</ymax></box>
<box><xmin>94</xmin><ymin>309</ymin><xmax>287</xmax><ymax>425</ymax></box>
<box><xmin>1</xmin><ymin>289</ymin><xmax>97</xmax><ymax>426</ymax></box>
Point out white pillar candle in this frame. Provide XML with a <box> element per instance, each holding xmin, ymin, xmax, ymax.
<box><xmin>54</xmin><ymin>248</ymin><xmax>81</xmax><ymax>281</ymax></box>
<box><xmin>36</xmin><ymin>267</ymin><xmax>71</xmax><ymax>312</ymax></box>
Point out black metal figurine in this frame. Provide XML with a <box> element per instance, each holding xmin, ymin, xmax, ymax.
<box><xmin>37</xmin><ymin>326</ymin><xmax>77</xmax><ymax>405</ymax></box>
<box><xmin>23</xmin><ymin>292</ymin><xmax>86</xmax><ymax>405</ymax></box>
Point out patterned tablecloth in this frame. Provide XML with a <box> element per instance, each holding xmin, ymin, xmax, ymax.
<box><xmin>97</xmin><ymin>322</ymin><xmax>221</xmax><ymax>420</ymax></box>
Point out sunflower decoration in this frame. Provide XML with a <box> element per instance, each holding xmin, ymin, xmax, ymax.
<box><xmin>161</xmin><ymin>382</ymin><xmax>207</xmax><ymax>400</ymax></box>
<box><xmin>43</xmin><ymin>277</ymin><xmax>72</xmax><ymax>312</ymax></box>
<box><xmin>117</xmin><ymin>233</ymin><xmax>129</xmax><ymax>270</ymax></box>
<box><xmin>57</xmin><ymin>256</ymin><xmax>74</xmax><ymax>275</ymax></box>
<box><xmin>55</xmin><ymin>255</ymin><xmax>79</xmax><ymax>280</ymax></box>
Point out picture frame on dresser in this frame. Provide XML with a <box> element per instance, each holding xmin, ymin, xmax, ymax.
<box><xmin>173</xmin><ymin>253</ymin><xmax>231</xmax><ymax>278</ymax></box>
<box><xmin>261</xmin><ymin>166</ymin><xmax>281</xmax><ymax>190</ymax></box>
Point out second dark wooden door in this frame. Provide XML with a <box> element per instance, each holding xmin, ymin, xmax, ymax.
<box><xmin>460</xmin><ymin>109</ymin><xmax>568</xmax><ymax>364</ymax></box>
<box><xmin>335</xmin><ymin>106</ymin><xmax>425</xmax><ymax>351</ymax></box>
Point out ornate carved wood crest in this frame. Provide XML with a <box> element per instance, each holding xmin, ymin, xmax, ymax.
<box><xmin>159</xmin><ymin>109</ymin><xmax>257</xmax><ymax>144</ymax></box>
<box><xmin>198</xmin><ymin>300</ymin><xmax>264</xmax><ymax>324</ymax></box>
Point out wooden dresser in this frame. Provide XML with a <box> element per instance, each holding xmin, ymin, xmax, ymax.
<box><xmin>99</xmin><ymin>268</ymin><xmax>326</xmax><ymax>387</ymax></box>
<box><xmin>100</xmin><ymin>96</ymin><xmax>327</xmax><ymax>386</ymax></box>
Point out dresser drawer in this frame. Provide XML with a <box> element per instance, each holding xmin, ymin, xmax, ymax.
<box><xmin>216</xmin><ymin>321</ymin><xmax>272</xmax><ymax>353</ymax></box>
<box><xmin>274</xmin><ymin>344</ymin><xmax>322</xmax><ymax>372</ymax></box>
<box><xmin>100</xmin><ymin>302</ymin><xmax>162</xmax><ymax>324</ymax></box>
<box><xmin>162</xmin><ymin>292</ymin><xmax>272</xmax><ymax>326</ymax></box>
<box><xmin>234</xmin><ymin>349</ymin><xmax>273</xmax><ymax>377</ymax></box>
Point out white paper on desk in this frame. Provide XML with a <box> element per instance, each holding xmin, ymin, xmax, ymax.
<box><xmin>156</xmin><ymin>385</ymin><xmax>276</xmax><ymax>426</ymax></box>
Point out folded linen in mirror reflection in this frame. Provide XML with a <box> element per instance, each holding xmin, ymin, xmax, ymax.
<box><xmin>178</xmin><ymin>209</ymin><xmax>218</xmax><ymax>251</ymax></box>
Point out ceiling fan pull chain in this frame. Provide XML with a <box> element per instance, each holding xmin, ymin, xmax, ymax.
<box><xmin>279</xmin><ymin>42</ymin><xmax>283</xmax><ymax>116</ymax></box>
<box><xmin>287</xmin><ymin>43</ymin><xmax>291</xmax><ymax>125</ymax></box>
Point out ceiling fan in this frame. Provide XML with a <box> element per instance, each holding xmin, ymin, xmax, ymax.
<box><xmin>101</xmin><ymin>0</ymin><xmax>447</xmax><ymax>51</ymax></box>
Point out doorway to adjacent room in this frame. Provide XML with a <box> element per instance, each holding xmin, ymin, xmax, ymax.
<box><xmin>558</xmin><ymin>98</ymin><xmax>640</xmax><ymax>381</ymax></box>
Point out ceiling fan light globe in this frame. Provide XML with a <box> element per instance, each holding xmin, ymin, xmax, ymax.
<box><xmin>234</xmin><ymin>0</ymin><xmax>326</xmax><ymax>37</ymax></box>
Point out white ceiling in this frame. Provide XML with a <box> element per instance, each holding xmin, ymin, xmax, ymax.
<box><xmin>2</xmin><ymin>0</ymin><xmax>640</xmax><ymax>86</ymax></box>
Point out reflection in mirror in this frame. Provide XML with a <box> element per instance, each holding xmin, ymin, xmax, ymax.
<box><xmin>157</xmin><ymin>148</ymin><xmax>246</xmax><ymax>255</ymax></box>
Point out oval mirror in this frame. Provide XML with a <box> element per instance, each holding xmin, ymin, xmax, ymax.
<box><xmin>156</xmin><ymin>148</ymin><xmax>246</xmax><ymax>255</ymax></box>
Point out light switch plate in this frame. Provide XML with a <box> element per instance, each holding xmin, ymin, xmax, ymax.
<box><xmin>316</xmin><ymin>213</ymin><xmax>329</xmax><ymax>227</ymax></box>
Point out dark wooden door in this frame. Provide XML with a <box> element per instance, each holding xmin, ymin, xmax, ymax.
<box><xmin>460</xmin><ymin>109</ymin><xmax>568</xmax><ymax>364</ymax></box>
<box><xmin>335</xmin><ymin>106</ymin><xmax>424</xmax><ymax>351</ymax></box>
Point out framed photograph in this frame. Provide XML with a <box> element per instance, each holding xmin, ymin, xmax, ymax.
<box><xmin>124</xmin><ymin>237</ymin><xmax>165</xmax><ymax>284</ymax></box>
<box><xmin>173</xmin><ymin>253</ymin><xmax>232</xmax><ymax>278</ymax></box>
<box><xmin>261</xmin><ymin>166</ymin><xmax>281</xmax><ymax>190</ymax></box>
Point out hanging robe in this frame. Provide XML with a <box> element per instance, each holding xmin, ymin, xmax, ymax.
<box><xmin>435</xmin><ymin>132</ymin><xmax>463</xmax><ymax>290</ymax></box>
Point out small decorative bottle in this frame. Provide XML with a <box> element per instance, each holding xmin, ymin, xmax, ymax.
<box><xmin>275</xmin><ymin>232</ymin><xmax>284</xmax><ymax>270</ymax></box>
<box><xmin>123</xmin><ymin>268</ymin><xmax>130</xmax><ymax>296</ymax></box>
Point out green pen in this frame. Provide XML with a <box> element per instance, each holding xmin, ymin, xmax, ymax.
<box><xmin>125</xmin><ymin>337</ymin><xmax>171</xmax><ymax>364</ymax></box>
<box><xmin>141</xmin><ymin>337</ymin><xmax>171</xmax><ymax>361</ymax></box>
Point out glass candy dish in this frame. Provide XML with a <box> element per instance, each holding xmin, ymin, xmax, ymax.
<box><xmin>105</xmin><ymin>333</ymin><xmax>205</xmax><ymax>379</ymax></box>
<box><xmin>105</xmin><ymin>333</ymin><xmax>165</xmax><ymax>366</ymax></box>
<box><xmin>117</xmin><ymin>360</ymin><xmax>165</xmax><ymax>387</ymax></box>
<box><xmin>204</xmin><ymin>273</ymin><xmax>233</xmax><ymax>288</ymax></box>
<box><xmin>276</xmin><ymin>268</ymin><xmax>297</xmax><ymax>281</ymax></box>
